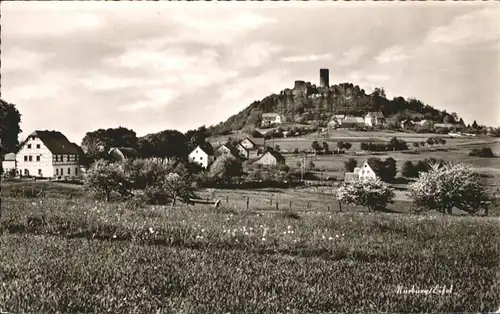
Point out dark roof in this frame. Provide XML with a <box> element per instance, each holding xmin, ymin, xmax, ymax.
<box><xmin>242</xmin><ymin>137</ymin><xmax>265</xmax><ymax>147</ymax></box>
<box><xmin>21</xmin><ymin>130</ymin><xmax>82</xmax><ymax>155</ymax></box>
<box><xmin>109</xmin><ymin>147</ymin><xmax>141</xmax><ymax>159</ymax></box>
<box><xmin>221</xmin><ymin>143</ymin><xmax>240</xmax><ymax>157</ymax></box>
<box><xmin>198</xmin><ymin>142</ymin><xmax>214</xmax><ymax>155</ymax></box>
<box><xmin>258</xmin><ymin>150</ymin><xmax>285</xmax><ymax>163</ymax></box>
<box><xmin>364</xmin><ymin>159</ymin><xmax>382</xmax><ymax>176</ymax></box>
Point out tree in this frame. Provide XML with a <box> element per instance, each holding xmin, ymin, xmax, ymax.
<box><xmin>209</xmin><ymin>155</ymin><xmax>243</xmax><ymax>184</ymax></box>
<box><xmin>311</xmin><ymin>141</ymin><xmax>322</xmax><ymax>155</ymax></box>
<box><xmin>443</xmin><ymin>115</ymin><xmax>455</xmax><ymax>124</ymax></box>
<box><xmin>401</xmin><ymin>161</ymin><xmax>417</xmax><ymax>178</ymax></box>
<box><xmin>410</xmin><ymin>162</ymin><xmax>494</xmax><ymax>215</ymax></box>
<box><xmin>83</xmin><ymin>159</ymin><xmax>130</xmax><ymax>202</ymax></box>
<box><xmin>137</xmin><ymin>129</ymin><xmax>188</xmax><ymax>160</ymax></box>
<box><xmin>322</xmin><ymin>142</ymin><xmax>330</xmax><ymax>155</ymax></box>
<box><xmin>426</xmin><ymin>137</ymin><xmax>435</xmax><ymax>146</ymax></box>
<box><xmin>185</xmin><ymin>126</ymin><xmax>208</xmax><ymax>152</ymax></box>
<box><xmin>472</xmin><ymin>120</ymin><xmax>479</xmax><ymax>129</ymax></box>
<box><xmin>0</xmin><ymin>99</ymin><xmax>22</xmax><ymax>154</ymax></box>
<box><xmin>337</xmin><ymin>177</ymin><xmax>395</xmax><ymax>211</ymax></box>
<box><xmin>336</xmin><ymin>141</ymin><xmax>352</xmax><ymax>154</ymax></box>
<box><xmin>82</xmin><ymin>127</ymin><xmax>138</xmax><ymax>162</ymax></box>
<box><xmin>437</xmin><ymin>138</ymin><xmax>446</xmax><ymax>146</ymax></box>
<box><xmin>344</xmin><ymin>158</ymin><xmax>357</xmax><ymax>172</ymax></box>
<box><xmin>469</xmin><ymin>147</ymin><xmax>495</xmax><ymax>158</ymax></box>
<box><xmin>412</xmin><ymin>142</ymin><xmax>420</xmax><ymax>150</ymax></box>
<box><xmin>381</xmin><ymin>157</ymin><xmax>397</xmax><ymax>182</ymax></box>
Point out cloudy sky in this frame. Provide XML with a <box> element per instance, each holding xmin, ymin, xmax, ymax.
<box><xmin>2</xmin><ymin>2</ymin><xmax>499</xmax><ymax>144</ymax></box>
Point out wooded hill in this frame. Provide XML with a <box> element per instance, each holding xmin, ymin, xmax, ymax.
<box><xmin>207</xmin><ymin>82</ymin><xmax>459</xmax><ymax>135</ymax></box>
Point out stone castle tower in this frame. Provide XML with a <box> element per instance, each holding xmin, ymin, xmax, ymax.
<box><xmin>320</xmin><ymin>68</ymin><xmax>329</xmax><ymax>88</ymax></box>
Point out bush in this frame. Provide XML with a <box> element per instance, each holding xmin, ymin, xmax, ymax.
<box><xmin>469</xmin><ymin>147</ymin><xmax>495</xmax><ymax>158</ymax></box>
<box><xmin>84</xmin><ymin>160</ymin><xmax>131</xmax><ymax>201</ymax></box>
<box><xmin>344</xmin><ymin>158</ymin><xmax>357</xmax><ymax>172</ymax></box>
<box><xmin>386</xmin><ymin>137</ymin><xmax>408</xmax><ymax>151</ymax></box>
<box><xmin>410</xmin><ymin>162</ymin><xmax>494</xmax><ymax>215</ymax></box>
<box><xmin>401</xmin><ymin>161</ymin><xmax>418</xmax><ymax>178</ymax></box>
<box><xmin>337</xmin><ymin>177</ymin><xmax>395</xmax><ymax>211</ymax></box>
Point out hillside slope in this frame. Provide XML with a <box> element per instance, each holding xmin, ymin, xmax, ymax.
<box><xmin>209</xmin><ymin>81</ymin><xmax>453</xmax><ymax>134</ymax></box>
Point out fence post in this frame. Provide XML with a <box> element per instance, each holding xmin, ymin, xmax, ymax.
<box><xmin>246</xmin><ymin>197</ymin><xmax>249</xmax><ymax>210</ymax></box>
<box><xmin>339</xmin><ymin>201</ymin><xmax>342</xmax><ymax>212</ymax></box>
<box><xmin>22</xmin><ymin>187</ymin><xmax>25</xmax><ymax>198</ymax></box>
<box><xmin>327</xmin><ymin>205</ymin><xmax>330</xmax><ymax>212</ymax></box>
<box><xmin>270</xmin><ymin>198</ymin><xmax>272</xmax><ymax>206</ymax></box>
<box><xmin>226</xmin><ymin>195</ymin><xmax>229</xmax><ymax>203</ymax></box>
<box><xmin>276</xmin><ymin>202</ymin><xmax>279</xmax><ymax>211</ymax></box>
<box><xmin>32</xmin><ymin>187</ymin><xmax>35</xmax><ymax>198</ymax></box>
<box><xmin>289</xmin><ymin>200</ymin><xmax>292</xmax><ymax>209</ymax></box>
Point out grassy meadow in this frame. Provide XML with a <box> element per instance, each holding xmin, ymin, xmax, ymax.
<box><xmin>1</xmin><ymin>196</ymin><xmax>500</xmax><ymax>313</ymax></box>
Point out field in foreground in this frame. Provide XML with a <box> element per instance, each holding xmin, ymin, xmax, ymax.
<box><xmin>1</xmin><ymin>197</ymin><xmax>499</xmax><ymax>313</ymax></box>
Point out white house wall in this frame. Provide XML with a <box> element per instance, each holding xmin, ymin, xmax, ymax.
<box><xmin>15</xmin><ymin>136</ymin><xmax>81</xmax><ymax>178</ymax></box>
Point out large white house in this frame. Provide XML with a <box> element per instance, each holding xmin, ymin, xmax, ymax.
<box><xmin>261</xmin><ymin>113</ymin><xmax>282</xmax><ymax>127</ymax></box>
<box><xmin>344</xmin><ymin>160</ymin><xmax>379</xmax><ymax>182</ymax></box>
<box><xmin>15</xmin><ymin>130</ymin><xmax>83</xmax><ymax>179</ymax></box>
<box><xmin>188</xmin><ymin>143</ymin><xmax>215</xmax><ymax>169</ymax></box>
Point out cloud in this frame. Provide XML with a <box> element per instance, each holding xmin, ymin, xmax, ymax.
<box><xmin>338</xmin><ymin>46</ymin><xmax>367</xmax><ymax>66</ymax></box>
<box><xmin>374</xmin><ymin>46</ymin><xmax>410</xmax><ymax>63</ymax></box>
<box><xmin>281</xmin><ymin>53</ymin><xmax>332</xmax><ymax>63</ymax></box>
<box><xmin>425</xmin><ymin>8</ymin><xmax>500</xmax><ymax>46</ymax></box>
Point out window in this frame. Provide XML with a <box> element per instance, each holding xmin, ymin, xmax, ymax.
<box><xmin>200</xmin><ymin>157</ymin><xmax>203</xmax><ymax>160</ymax></box>
<box><xmin>75</xmin><ymin>168</ymin><xmax>78</xmax><ymax>175</ymax></box>
<box><xmin>56</xmin><ymin>169</ymin><xmax>59</xmax><ymax>175</ymax></box>
<box><xmin>55</xmin><ymin>155</ymin><xmax>58</xmax><ymax>162</ymax></box>
<box><xmin>31</xmin><ymin>136</ymin><xmax>35</xmax><ymax>140</ymax></box>
<box><xmin>29</xmin><ymin>156</ymin><xmax>33</xmax><ymax>162</ymax></box>
<box><xmin>36</xmin><ymin>144</ymin><xmax>40</xmax><ymax>149</ymax></box>
<box><xmin>27</xmin><ymin>144</ymin><xmax>32</xmax><ymax>149</ymax></box>
<box><xmin>24</xmin><ymin>156</ymin><xmax>28</xmax><ymax>162</ymax></box>
<box><xmin>38</xmin><ymin>169</ymin><xmax>42</xmax><ymax>176</ymax></box>
<box><xmin>67</xmin><ymin>168</ymin><xmax>70</xmax><ymax>175</ymax></box>
<box><xmin>36</xmin><ymin>156</ymin><xmax>40</xmax><ymax>162</ymax></box>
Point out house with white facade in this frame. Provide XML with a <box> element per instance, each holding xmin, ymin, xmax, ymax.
<box><xmin>15</xmin><ymin>130</ymin><xmax>83</xmax><ymax>179</ymax></box>
<box><xmin>261</xmin><ymin>113</ymin><xmax>282</xmax><ymax>127</ymax></box>
<box><xmin>2</xmin><ymin>153</ymin><xmax>17</xmax><ymax>175</ymax></box>
<box><xmin>253</xmin><ymin>151</ymin><xmax>285</xmax><ymax>166</ymax></box>
<box><xmin>216</xmin><ymin>143</ymin><xmax>240</xmax><ymax>159</ymax></box>
<box><xmin>239</xmin><ymin>137</ymin><xmax>265</xmax><ymax>160</ymax></box>
<box><xmin>344</xmin><ymin>160</ymin><xmax>379</xmax><ymax>182</ymax></box>
<box><xmin>188</xmin><ymin>143</ymin><xmax>215</xmax><ymax>169</ymax></box>
<box><xmin>364</xmin><ymin>112</ymin><xmax>386</xmax><ymax>127</ymax></box>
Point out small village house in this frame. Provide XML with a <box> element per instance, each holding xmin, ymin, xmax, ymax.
<box><xmin>339</xmin><ymin>116</ymin><xmax>366</xmax><ymax>128</ymax></box>
<box><xmin>414</xmin><ymin>119</ymin><xmax>432</xmax><ymax>128</ymax></box>
<box><xmin>216</xmin><ymin>143</ymin><xmax>241</xmax><ymax>159</ymax></box>
<box><xmin>253</xmin><ymin>150</ymin><xmax>285</xmax><ymax>166</ymax></box>
<box><xmin>239</xmin><ymin>137</ymin><xmax>265</xmax><ymax>159</ymax></box>
<box><xmin>327</xmin><ymin>115</ymin><xmax>346</xmax><ymax>129</ymax></box>
<box><xmin>15</xmin><ymin>130</ymin><xmax>83</xmax><ymax>179</ymax></box>
<box><xmin>400</xmin><ymin>119</ymin><xmax>414</xmax><ymax>130</ymax></box>
<box><xmin>344</xmin><ymin>160</ymin><xmax>380</xmax><ymax>182</ymax></box>
<box><xmin>1</xmin><ymin>153</ymin><xmax>17</xmax><ymax>175</ymax></box>
<box><xmin>188</xmin><ymin>143</ymin><xmax>215</xmax><ymax>169</ymax></box>
<box><xmin>261</xmin><ymin>113</ymin><xmax>282</xmax><ymax>127</ymax></box>
<box><xmin>236</xmin><ymin>143</ymin><xmax>250</xmax><ymax>160</ymax></box>
<box><xmin>108</xmin><ymin>147</ymin><xmax>141</xmax><ymax>161</ymax></box>
<box><xmin>364</xmin><ymin>112</ymin><xmax>386</xmax><ymax>127</ymax></box>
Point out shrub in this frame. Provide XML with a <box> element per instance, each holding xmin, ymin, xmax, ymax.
<box><xmin>401</xmin><ymin>161</ymin><xmax>418</xmax><ymax>178</ymax></box>
<box><xmin>386</xmin><ymin>137</ymin><xmax>408</xmax><ymax>151</ymax></box>
<box><xmin>469</xmin><ymin>147</ymin><xmax>495</xmax><ymax>158</ymax></box>
<box><xmin>410</xmin><ymin>162</ymin><xmax>494</xmax><ymax>215</ymax></box>
<box><xmin>344</xmin><ymin>158</ymin><xmax>357</xmax><ymax>172</ymax></box>
<box><xmin>337</xmin><ymin>177</ymin><xmax>395</xmax><ymax>211</ymax></box>
<box><xmin>209</xmin><ymin>155</ymin><xmax>243</xmax><ymax>184</ymax></box>
<box><xmin>84</xmin><ymin>160</ymin><xmax>130</xmax><ymax>201</ymax></box>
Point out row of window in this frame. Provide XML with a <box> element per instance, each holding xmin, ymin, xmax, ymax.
<box><xmin>24</xmin><ymin>156</ymin><xmax>40</xmax><ymax>162</ymax></box>
<box><xmin>26</xmin><ymin>144</ymin><xmax>41</xmax><ymax>149</ymax></box>
<box><xmin>22</xmin><ymin>155</ymin><xmax>78</xmax><ymax>162</ymax></box>
<box><xmin>55</xmin><ymin>168</ymin><xmax>78</xmax><ymax>176</ymax></box>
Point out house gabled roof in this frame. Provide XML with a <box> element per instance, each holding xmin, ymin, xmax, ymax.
<box><xmin>218</xmin><ymin>143</ymin><xmax>240</xmax><ymax>157</ymax></box>
<box><xmin>365</xmin><ymin>111</ymin><xmax>385</xmax><ymax>119</ymax></box>
<box><xmin>342</xmin><ymin>116</ymin><xmax>365</xmax><ymax>124</ymax></box>
<box><xmin>262</xmin><ymin>113</ymin><xmax>280</xmax><ymax>118</ymax></box>
<box><xmin>256</xmin><ymin>150</ymin><xmax>285</xmax><ymax>163</ymax></box>
<box><xmin>364</xmin><ymin>160</ymin><xmax>382</xmax><ymax>176</ymax></box>
<box><xmin>400</xmin><ymin>119</ymin><xmax>414</xmax><ymax>125</ymax></box>
<box><xmin>241</xmin><ymin>137</ymin><xmax>265</xmax><ymax>147</ymax></box>
<box><xmin>20</xmin><ymin>130</ymin><xmax>82</xmax><ymax>155</ymax></box>
<box><xmin>109</xmin><ymin>147</ymin><xmax>141</xmax><ymax>159</ymax></box>
<box><xmin>192</xmin><ymin>142</ymin><xmax>214</xmax><ymax>156</ymax></box>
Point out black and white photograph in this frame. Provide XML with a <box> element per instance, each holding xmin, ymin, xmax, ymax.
<box><xmin>1</xmin><ymin>1</ymin><xmax>499</xmax><ymax>313</ymax></box>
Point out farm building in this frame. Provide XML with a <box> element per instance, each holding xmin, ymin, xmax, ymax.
<box><xmin>108</xmin><ymin>147</ymin><xmax>141</xmax><ymax>161</ymax></box>
<box><xmin>400</xmin><ymin>119</ymin><xmax>415</xmax><ymax>129</ymax></box>
<box><xmin>364</xmin><ymin>112</ymin><xmax>386</xmax><ymax>126</ymax></box>
<box><xmin>253</xmin><ymin>151</ymin><xmax>285</xmax><ymax>166</ymax></box>
<box><xmin>1</xmin><ymin>153</ymin><xmax>17</xmax><ymax>174</ymax></box>
<box><xmin>261</xmin><ymin>113</ymin><xmax>282</xmax><ymax>127</ymax></box>
<box><xmin>15</xmin><ymin>130</ymin><xmax>83</xmax><ymax>179</ymax></box>
<box><xmin>188</xmin><ymin>143</ymin><xmax>215</xmax><ymax>169</ymax></box>
<box><xmin>344</xmin><ymin>160</ymin><xmax>379</xmax><ymax>182</ymax></box>
<box><xmin>339</xmin><ymin>116</ymin><xmax>365</xmax><ymax>128</ymax></box>
<box><xmin>216</xmin><ymin>143</ymin><xmax>241</xmax><ymax>159</ymax></box>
